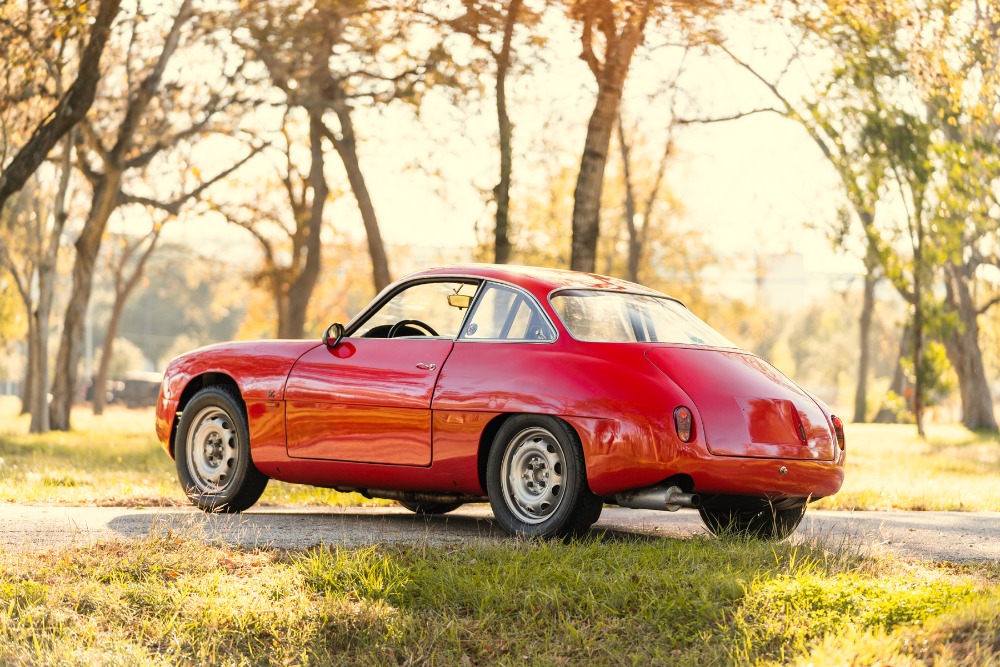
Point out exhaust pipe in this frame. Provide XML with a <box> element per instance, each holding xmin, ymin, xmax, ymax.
<box><xmin>615</xmin><ymin>485</ymin><xmax>701</xmax><ymax>512</ymax></box>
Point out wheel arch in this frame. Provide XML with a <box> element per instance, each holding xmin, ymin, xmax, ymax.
<box><xmin>169</xmin><ymin>372</ymin><xmax>243</xmax><ymax>458</ymax></box>
<box><xmin>476</xmin><ymin>412</ymin><xmax>592</xmax><ymax>495</ymax></box>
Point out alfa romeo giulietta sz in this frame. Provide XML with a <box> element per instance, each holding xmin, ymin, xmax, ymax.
<box><xmin>156</xmin><ymin>264</ymin><xmax>845</xmax><ymax>539</ymax></box>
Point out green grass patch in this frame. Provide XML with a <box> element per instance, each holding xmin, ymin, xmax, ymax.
<box><xmin>0</xmin><ymin>536</ymin><xmax>996</xmax><ymax>666</ymax></box>
<box><xmin>0</xmin><ymin>397</ymin><xmax>382</xmax><ymax>508</ymax></box>
<box><xmin>815</xmin><ymin>423</ymin><xmax>1000</xmax><ymax>511</ymax></box>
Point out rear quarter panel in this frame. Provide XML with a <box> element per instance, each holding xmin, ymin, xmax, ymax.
<box><xmin>432</xmin><ymin>339</ymin><xmax>696</xmax><ymax>496</ymax></box>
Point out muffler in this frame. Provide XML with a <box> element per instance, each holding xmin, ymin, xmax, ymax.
<box><xmin>615</xmin><ymin>485</ymin><xmax>701</xmax><ymax>512</ymax></box>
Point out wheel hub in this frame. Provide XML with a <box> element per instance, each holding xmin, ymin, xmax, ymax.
<box><xmin>502</xmin><ymin>427</ymin><xmax>566</xmax><ymax>524</ymax></box>
<box><xmin>186</xmin><ymin>407</ymin><xmax>238</xmax><ymax>493</ymax></box>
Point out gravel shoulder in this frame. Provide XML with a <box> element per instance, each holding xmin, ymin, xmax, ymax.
<box><xmin>2</xmin><ymin>504</ymin><xmax>997</xmax><ymax>562</ymax></box>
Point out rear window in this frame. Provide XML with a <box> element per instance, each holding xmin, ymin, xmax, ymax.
<box><xmin>550</xmin><ymin>290</ymin><xmax>737</xmax><ymax>347</ymax></box>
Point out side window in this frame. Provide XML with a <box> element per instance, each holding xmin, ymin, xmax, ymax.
<box><xmin>462</xmin><ymin>284</ymin><xmax>555</xmax><ymax>341</ymax></box>
<box><xmin>354</xmin><ymin>281</ymin><xmax>478</xmax><ymax>339</ymax></box>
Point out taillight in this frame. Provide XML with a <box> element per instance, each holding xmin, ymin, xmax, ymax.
<box><xmin>674</xmin><ymin>406</ymin><xmax>693</xmax><ymax>442</ymax></box>
<box><xmin>831</xmin><ymin>415</ymin><xmax>845</xmax><ymax>450</ymax></box>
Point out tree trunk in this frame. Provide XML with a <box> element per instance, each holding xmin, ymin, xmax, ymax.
<box><xmin>617</xmin><ymin>116</ymin><xmax>640</xmax><ymax>282</ymax></box>
<box><xmin>571</xmin><ymin>81</ymin><xmax>623</xmax><ymax>273</ymax></box>
<box><xmin>569</xmin><ymin>0</ymin><xmax>652</xmax><ymax>273</ymax></box>
<box><xmin>327</xmin><ymin>103</ymin><xmax>391</xmax><ymax>294</ymax></box>
<box><xmin>853</xmin><ymin>243</ymin><xmax>878</xmax><ymax>423</ymax></box>
<box><xmin>942</xmin><ymin>262</ymin><xmax>998</xmax><ymax>431</ymax></box>
<box><xmin>874</xmin><ymin>324</ymin><xmax>911</xmax><ymax>423</ymax></box>
<box><xmin>49</xmin><ymin>171</ymin><xmax>121</xmax><ymax>430</ymax></box>
<box><xmin>21</xmin><ymin>318</ymin><xmax>36</xmax><ymax>417</ymax></box>
<box><xmin>91</xmin><ymin>293</ymin><xmax>127</xmax><ymax>416</ymax></box>
<box><xmin>493</xmin><ymin>0</ymin><xmax>522</xmax><ymax>265</ymax></box>
<box><xmin>28</xmin><ymin>132</ymin><xmax>73</xmax><ymax>431</ymax></box>
<box><xmin>282</xmin><ymin>113</ymin><xmax>328</xmax><ymax>339</ymax></box>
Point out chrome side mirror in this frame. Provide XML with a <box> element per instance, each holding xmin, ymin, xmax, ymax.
<box><xmin>322</xmin><ymin>322</ymin><xmax>345</xmax><ymax>349</ymax></box>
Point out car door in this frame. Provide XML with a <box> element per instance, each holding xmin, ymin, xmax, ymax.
<box><xmin>284</xmin><ymin>280</ymin><xmax>478</xmax><ymax>466</ymax></box>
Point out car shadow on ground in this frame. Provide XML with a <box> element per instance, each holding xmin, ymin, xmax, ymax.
<box><xmin>103</xmin><ymin>508</ymin><xmax>678</xmax><ymax>550</ymax></box>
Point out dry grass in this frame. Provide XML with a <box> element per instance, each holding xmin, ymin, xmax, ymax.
<box><xmin>815</xmin><ymin>423</ymin><xmax>1000</xmax><ymax>511</ymax></box>
<box><xmin>0</xmin><ymin>397</ymin><xmax>382</xmax><ymax>508</ymax></box>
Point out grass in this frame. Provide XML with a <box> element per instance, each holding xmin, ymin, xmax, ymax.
<box><xmin>0</xmin><ymin>534</ymin><xmax>996</xmax><ymax>666</ymax></box>
<box><xmin>814</xmin><ymin>422</ymin><xmax>1000</xmax><ymax>512</ymax></box>
<box><xmin>0</xmin><ymin>397</ymin><xmax>380</xmax><ymax>508</ymax></box>
<box><xmin>3</xmin><ymin>396</ymin><xmax>999</xmax><ymax>511</ymax></box>
<box><xmin>2</xmin><ymin>397</ymin><xmax>998</xmax><ymax>664</ymax></box>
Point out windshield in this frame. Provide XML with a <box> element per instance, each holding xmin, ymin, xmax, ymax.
<box><xmin>550</xmin><ymin>290</ymin><xmax>737</xmax><ymax>347</ymax></box>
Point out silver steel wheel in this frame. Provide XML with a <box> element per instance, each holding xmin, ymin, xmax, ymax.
<box><xmin>500</xmin><ymin>427</ymin><xmax>567</xmax><ymax>524</ymax></box>
<box><xmin>185</xmin><ymin>406</ymin><xmax>238</xmax><ymax>493</ymax></box>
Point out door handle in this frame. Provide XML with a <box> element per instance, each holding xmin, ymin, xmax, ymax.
<box><xmin>416</xmin><ymin>362</ymin><xmax>437</xmax><ymax>371</ymax></box>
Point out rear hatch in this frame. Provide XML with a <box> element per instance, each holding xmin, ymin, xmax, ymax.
<box><xmin>646</xmin><ymin>346</ymin><xmax>836</xmax><ymax>461</ymax></box>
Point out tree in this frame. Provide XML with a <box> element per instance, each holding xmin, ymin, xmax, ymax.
<box><xmin>567</xmin><ymin>0</ymin><xmax>658</xmax><ymax>272</ymax></box>
<box><xmin>565</xmin><ymin>0</ymin><xmax>721</xmax><ymax>272</ymax></box>
<box><xmin>0</xmin><ymin>0</ymin><xmax>121</xmax><ymax>211</ymax></box>
<box><xmin>0</xmin><ymin>136</ymin><xmax>73</xmax><ymax>432</ymax></box>
<box><xmin>50</xmin><ymin>0</ymin><xmax>255</xmax><ymax>430</ymax></box>
<box><xmin>707</xmin><ymin>1</ymin><xmax>1000</xmax><ymax>432</ymax></box>
<box><xmin>90</xmin><ymin>223</ymin><xmax>164</xmax><ymax>415</ymax></box>
<box><xmin>443</xmin><ymin>0</ymin><xmax>538</xmax><ymax>264</ymax></box>
<box><xmin>213</xmin><ymin>113</ymin><xmax>336</xmax><ymax>339</ymax></box>
<box><xmin>237</xmin><ymin>0</ymin><xmax>450</xmax><ymax>294</ymax></box>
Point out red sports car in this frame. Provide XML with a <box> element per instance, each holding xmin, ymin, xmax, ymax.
<box><xmin>156</xmin><ymin>264</ymin><xmax>845</xmax><ymax>539</ymax></box>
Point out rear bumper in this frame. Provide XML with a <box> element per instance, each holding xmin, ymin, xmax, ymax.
<box><xmin>682</xmin><ymin>455</ymin><xmax>844</xmax><ymax>499</ymax></box>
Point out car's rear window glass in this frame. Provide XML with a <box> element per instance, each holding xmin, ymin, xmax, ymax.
<box><xmin>550</xmin><ymin>290</ymin><xmax>737</xmax><ymax>347</ymax></box>
<box><xmin>462</xmin><ymin>284</ymin><xmax>555</xmax><ymax>341</ymax></box>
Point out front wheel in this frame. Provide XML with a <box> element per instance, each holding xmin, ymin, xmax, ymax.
<box><xmin>698</xmin><ymin>497</ymin><xmax>805</xmax><ymax>540</ymax></box>
<box><xmin>175</xmin><ymin>385</ymin><xmax>268</xmax><ymax>513</ymax></box>
<box><xmin>487</xmin><ymin>415</ymin><xmax>602</xmax><ymax>538</ymax></box>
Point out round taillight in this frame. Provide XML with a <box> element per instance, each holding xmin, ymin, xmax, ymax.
<box><xmin>674</xmin><ymin>406</ymin><xmax>693</xmax><ymax>443</ymax></box>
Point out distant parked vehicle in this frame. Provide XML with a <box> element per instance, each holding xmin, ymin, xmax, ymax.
<box><xmin>156</xmin><ymin>264</ymin><xmax>845</xmax><ymax>539</ymax></box>
<box><xmin>116</xmin><ymin>372</ymin><xmax>164</xmax><ymax>408</ymax></box>
<box><xmin>88</xmin><ymin>372</ymin><xmax>163</xmax><ymax>408</ymax></box>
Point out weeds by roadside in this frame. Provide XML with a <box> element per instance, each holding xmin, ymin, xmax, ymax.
<box><xmin>0</xmin><ymin>535</ymin><xmax>996</xmax><ymax>666</ymax></box>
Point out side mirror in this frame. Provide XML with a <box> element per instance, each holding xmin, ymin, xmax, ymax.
<box><xmin>322</xmin><ymin>322</ymin><xmax>345</xmax><ymax>349</ymax></box>
<box><xmin>448</xmin><ymin>294</ymin><xmax>472</xmax><ymax>310</ymax></box>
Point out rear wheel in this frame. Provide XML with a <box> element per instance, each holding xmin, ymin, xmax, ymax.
<box><xmin>175</xmin><ymin>385</ymin><xmax>268</xmax><ymax>513</ymax></box>
<box><xmin>398</xmin><ymin>500</ymin><xmax>464</xmax><ymax>515</ymax></box>
<box><xmin>487</xmin><ymin>415</ymin><xmax>602</xmax><ymax>538</ymax></box>
<box><xmin>698</xmin><ymin>497</ymin><xmax>805</xmax><ymax>540</ymax></box>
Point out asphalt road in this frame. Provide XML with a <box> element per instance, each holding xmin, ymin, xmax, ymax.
<box><xmin>1</xmin><ymin>504</ymin><xmax>997</xmax><ymax>562</ymax></box>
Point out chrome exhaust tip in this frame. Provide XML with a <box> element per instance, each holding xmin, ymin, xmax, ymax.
<box><xmin>615</xmin><ymin>485</ymin><xmax>701</xmax><ymax>512</ymax></box>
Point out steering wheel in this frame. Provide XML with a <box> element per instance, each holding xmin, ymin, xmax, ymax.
<box><xmin>387</xmin><ymin>319</ymin><xmax>439</xmax><ymax>338</ymax></box>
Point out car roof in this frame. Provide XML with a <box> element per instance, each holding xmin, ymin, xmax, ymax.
<box><xmin>403</xmin><ymin>264</ymin><xmax>667</xmax><ymax>299</ymax></box>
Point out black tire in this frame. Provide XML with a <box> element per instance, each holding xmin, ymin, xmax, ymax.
<box><xmin>698</xmin><ymin>497</ymin><xmax>805</xmax><ymax>540</ymax></box>
<box><xmin>175</xmin><ymin>385</ymin><xmax>268</xmax><ymax>513</ymax></box>
<box><xmin>398</xmin><ymin>500</ymin><xmax>464</xmax><ymax>515</ymax></box>
<box><xmin>487</xmin><ymin>415</ymin><xmax>603</xmax><ymax>538</ymax></box>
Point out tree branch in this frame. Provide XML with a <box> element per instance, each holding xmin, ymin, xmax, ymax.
<box><xmin>120</xmin><ymin>145</ymin><xmax>263</xmax><ymax>215</ymax></box>
<box><xmin>0</xmin><ymin>0</ymin><xmax>121</xmax><ymax>209</ymax></box>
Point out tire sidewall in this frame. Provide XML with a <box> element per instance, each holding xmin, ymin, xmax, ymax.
<box><xmin>487</xmin><ymin>414</ymin><xmax>590</xmax><ymax>538</ymax></box>
<box><xmin>175</xmin><ymin>386</ymin><xmax>255</xmax><ymax>511</ymax></box>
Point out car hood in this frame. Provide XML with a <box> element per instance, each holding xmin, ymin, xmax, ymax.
<box><xmin>646</xmin><ymin>346</ymin><xmax>837</xmax><ymax>461</ymax></box>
